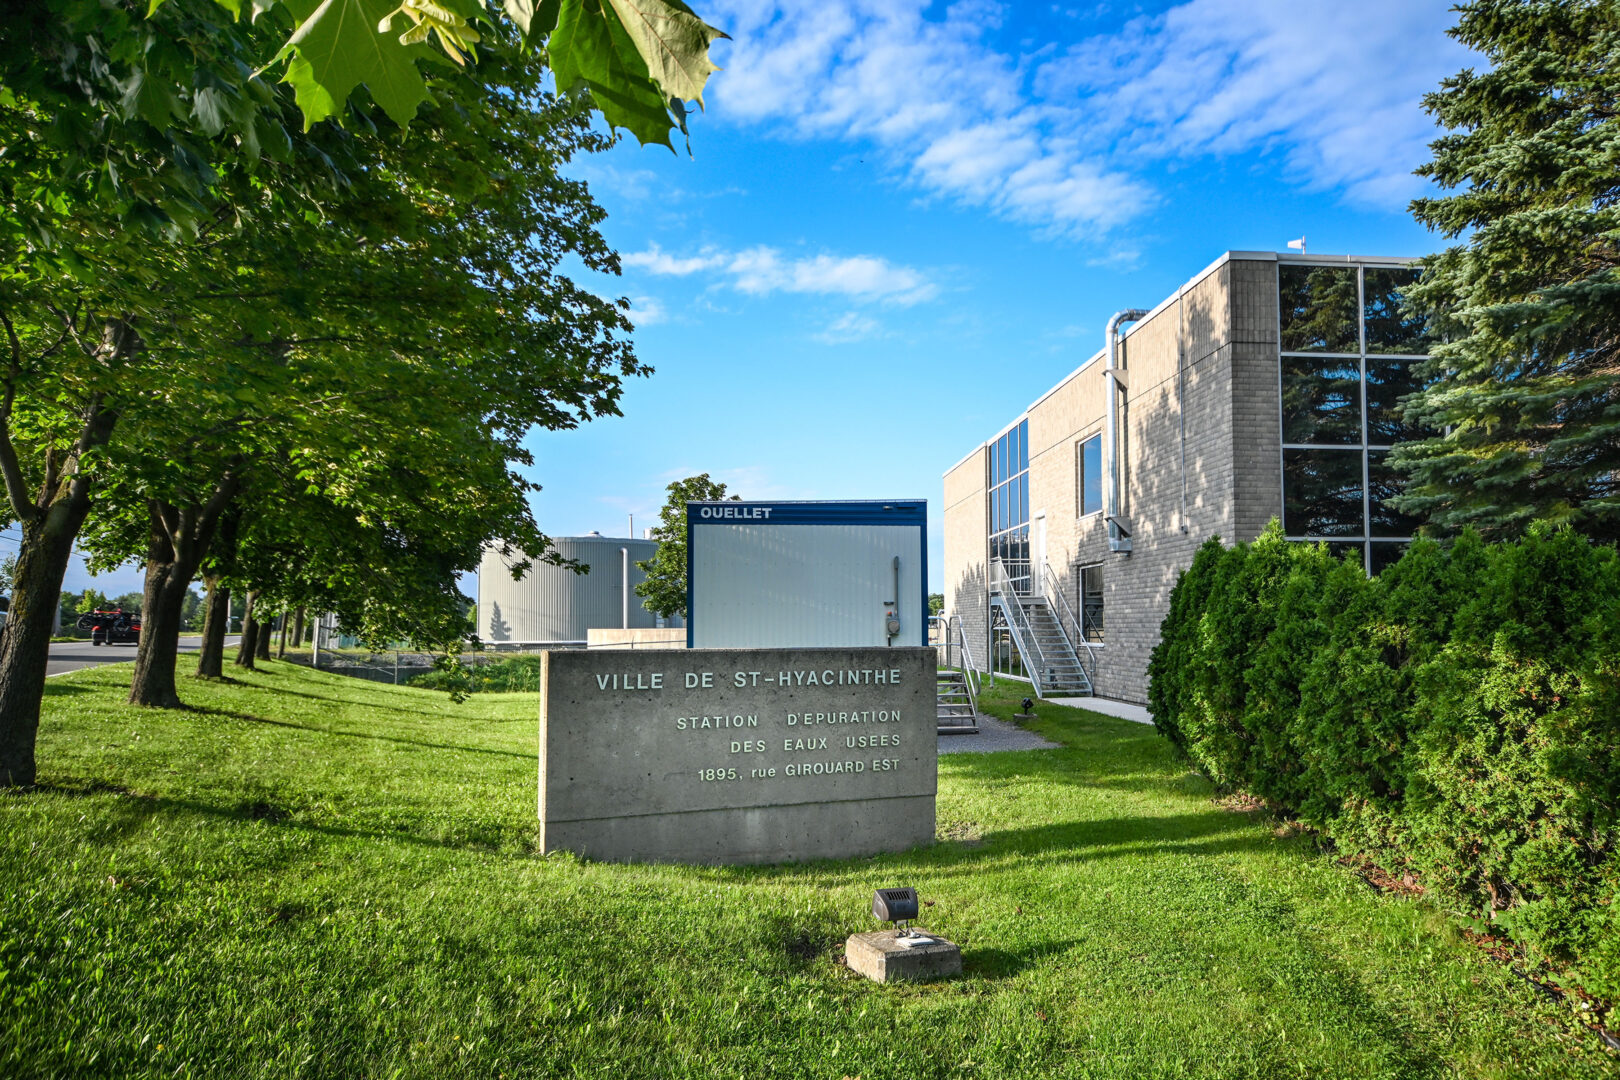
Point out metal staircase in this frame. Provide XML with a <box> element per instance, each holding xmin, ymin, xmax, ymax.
<box><xmin>931</xmin><ymin>615</ymin><xmax>981</xmax><ymax>734</ymax></box>
<box><xmin>990</xmin><ymin>559</ymin><xmax>1094</xmax><ymax>699</ymax></box>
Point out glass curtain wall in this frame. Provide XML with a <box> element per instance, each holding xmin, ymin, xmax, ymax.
<box><xmin>1278</xmin><ymin>264</ymin><xmax>1431</xmax><ymax>573</ymax></box>
<box><xmin>988</xmin><ymin>419</ymin><xmax>1031</xmax><ymax>593</ymax></box>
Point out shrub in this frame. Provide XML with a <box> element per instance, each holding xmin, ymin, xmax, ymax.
<box><xmin>1149</xmin><ymin>523</ymin><xmax>1620</xmax><ymax>1005</ymax></box>
<box><xmin>410</xmin><ymin>654</ymin><xmax>541</xmax><ymax>694</ymax></box>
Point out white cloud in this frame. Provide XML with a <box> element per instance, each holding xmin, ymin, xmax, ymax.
<box><xmin>813</xmin><ymin>312</ymin><xmax>883</xmax><ymax>344</ymax></box>
<box><xmin>706</xmin><ymin>0</ymin><xmax>1150</xmax><ymax>236</ymax></box>
<box><xmin>1042</xmin><ymin>1</ymin><xmax>1472</xmax><ymax>207</ymax></box>
<box><xmin>623</xmin><ymin>243</ymin><xmax>936</xmax><ymax>305</ymax></box>
<box><xmin>627</xmin><ymin>296</ymin><xmax>668</xmax><ymax>326</ymax></box>
<box><xmin>702</xmin><ymin>0</ymin><xmax>1470</xmax><ymax>231</ymax></box>
<box><xmin>622</xmin><ymin>245</ymin><xmax>727</xmax><ymax>275</ymax></box>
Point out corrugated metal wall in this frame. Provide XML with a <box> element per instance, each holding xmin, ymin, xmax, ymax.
<box><xmin>690</xmin><ymin>524</ymin><xmax>923</xmax><ymax>648</ymax></box>
<box><xmin>478</xmin><ymin>537</ymin><xmax>678</xmax><ymax>644</ymax></box>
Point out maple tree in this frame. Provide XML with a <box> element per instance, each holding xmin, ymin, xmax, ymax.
<box><xmin>0</xmin><ymin>6</ymin><xmax>663</xmax><ymax>780</ymax></box>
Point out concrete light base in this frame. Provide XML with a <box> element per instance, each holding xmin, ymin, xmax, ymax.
<box><xmin>845</xmin><ymin>930</ymin><xmax>962</xmax><ymax>983</ymax></box>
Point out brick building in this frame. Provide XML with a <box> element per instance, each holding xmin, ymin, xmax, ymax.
<box><xmin>941</xmin><ymin>250</ymin><xmax>1431</xmax><ymax>705</ymax></box>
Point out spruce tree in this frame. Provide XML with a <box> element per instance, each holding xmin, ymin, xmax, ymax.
<box><xmin>1393</xmin><ymin>0</ymin><xmax>1620</xmax><ymax>540</ymax></box>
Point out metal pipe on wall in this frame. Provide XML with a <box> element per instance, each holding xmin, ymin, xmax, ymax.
<box><xmin>1105</xmin><ymin>308</ymin><xmax>1148</xmax><ymax>553</ymax></box>
<box><xmin>620</xmin><ymin>547</ymin><xmax>629</xmax><ymax>629</ymax></box>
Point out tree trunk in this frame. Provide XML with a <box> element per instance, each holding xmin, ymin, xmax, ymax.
<box><xmin>255</xmin><ymin>612</ymin><xmax>273</xmax><ymax>660</ymax></box>
<box><xmin>197</xmin><ymin>575</ymin><xmax>229</xmax><ymax>679</ymax></box>
<box><xmin>277</xmin><ymin>611</ymin><xmax>290</xmax><ymax>658</ymax></box>
<box><xmin>0</xmin><ymin>509</ymin><xmax>83</xmax><ymax>786</ymax></box>
<box><xmin>292</xmin><ymin>606</ymin><xmax>306</xmax><ymax>650</ymax></box>
<box><xmin>236</xmin><ymin>591</ymin><xmax>259</xmax><ymax>670</ymax></box>
<box><xmin>126</xmin><ymin>523</ymin><xmax>191</xmax><ymax>708</ymax></box>
<box><xmin>0</xmin><ymin>356</ymin><xmax>122</xmax><ymax>787</ymax></box>
<box><xmin>128</xmin><ymin>477</ymin><xmax>240</xmax><ymax>707</ymax></box>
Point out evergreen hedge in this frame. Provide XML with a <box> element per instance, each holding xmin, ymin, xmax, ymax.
<box><xmin>1148</xmin><ymin>522</ymin><xmax>1620</xmax><ymax>1001</ymax></box>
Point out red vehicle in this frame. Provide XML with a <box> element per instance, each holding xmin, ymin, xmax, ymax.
<box><xmin>76</xmin><ymin>607</ymin><xmax>141</xmax><ymax>646</ymax></box>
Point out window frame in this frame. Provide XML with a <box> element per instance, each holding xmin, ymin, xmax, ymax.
<box><xmin>1076</xmin><ymin>432</ymin><xmax>1103</xmax><ymax>519</ymax></box>
<box><xmin>1077</xmin><ymin>561</ymin><xmax>1104</xmax><ymax>646</ymax></box>
<box><xmin>1276</xmin><ymin>261</ymin><xmax>1428</xmax><ymax>575</ymax></box>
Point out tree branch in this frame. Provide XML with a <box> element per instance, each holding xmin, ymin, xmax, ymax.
<box><xmin>0</xmin><ymin>304</ymin><xmax>37</xmax><ymax>523</ymax></box>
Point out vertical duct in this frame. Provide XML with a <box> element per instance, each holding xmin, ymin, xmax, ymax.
<box><xmin>1105</xmin><ymin>309</ymin><xmax>1148</xmax><ymax>553</ymax></box>
<box><xmin>620</xmin><ymin>547</ymin><xmax>629</xmax><ymax>629</ymax></box>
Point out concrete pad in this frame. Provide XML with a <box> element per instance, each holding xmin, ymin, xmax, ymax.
<box><xmin>845</xmin><ymin>930</ymin><xmax>961</xmax><ymax>983</ymax></box>
<box><xmin>937</xmin><ymin>713</ymin><xmax>1059</xmax><ymax>754</ymax></box>
<box><xmin>1047</xmin><ymin>696</ymin><xmax>1154</xmax><ymax>725</ymax></box>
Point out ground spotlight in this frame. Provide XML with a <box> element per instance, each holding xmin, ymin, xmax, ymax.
<box><xmin>872</xmin><ymin>886</ymin><xmax>921</xmax><ymax>937</ymax></box>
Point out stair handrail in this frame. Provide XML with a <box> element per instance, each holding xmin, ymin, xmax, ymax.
<box><xmin>991</xmin><ymin>559</ymin><xmax>1051</xmax><ymax>696</ymax></box>
<box><xmin>930</xmin><ymin>614</ymin><xmax>981</xmax><ymax>722</ymax></box>
<box><xmin>1042</xmin><ymin>560</ymin><xmax>1098</xmax><ymax>684</ymax></box>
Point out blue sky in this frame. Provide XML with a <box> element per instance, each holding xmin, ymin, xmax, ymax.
<box><xmin>53</xmin><ymin>0</ymin><xmax>1475</xmax><ymax>599</ymax></box>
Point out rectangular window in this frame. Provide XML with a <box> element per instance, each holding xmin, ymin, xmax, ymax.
<box><xmin>1281</xmin><ymin>355</ymin><xmax>1362</xmax><ymax>445</ymax></box>
<box><xmin>1370</xmin><ymin>541</ymin><xmax>1409</xmax><ymax>575</ymax></box>
<box><xmin>1077</xmin><ymin>434</ymin><xmax>1102</xmax><ymax>516</ymax></box>
<box><xmin>1365</xmin><ymin>356</ymin><xmax>1432</xmax><ymax>444</ymax></box>
<box><xmin>1279</xmin><ymin>265</ymin><xmax>1359</xmax><ymax>353</ymax></box>
<box><xmin>1367</xmin><ymin>450</ymin><xmax>1422</xmax><ymax>538</ymax></box>
<box><xmin>1326</xmin><ymin>541</ymin><xmax>1367</xmax><ymax>570</ymax></box>
<box><xmin>1279</xmin><ymin>262</ymin><xmax>1431</xmax><ymax>573</ymax></box>
<box><xmin>1363</xmin><ymin>268</ymin><xmax>1431</xmax><ymax>354</ymax></box>
<box><xmin>1079</xmin><ymin>563</ymin><xmax>1104</xmax><ymax>643</ymax></box>
<box><xmin>1283</xmin><ymin>448</ymin><xmax>1365</xmax><ymax>536</ymax></box>
<box><xmin>988</xmin><ymin>419</ymin><xmax>1032</xmax><ymax>591</ymax></box>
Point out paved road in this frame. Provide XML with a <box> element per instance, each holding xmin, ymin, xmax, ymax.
<box><xmin>47</xmin><ymin>635</ymin><xmax>240</xmax><ymax>677</ymax></box>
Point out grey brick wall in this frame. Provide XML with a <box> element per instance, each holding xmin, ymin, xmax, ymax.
<box><xmin>1082</xmin><ymin>266</ymin><xmax>1239</xmax><ymax>703</ymax></box>
<box><xmin>940</xmin><ymin>252</ymin><xmax>1380</xmax><ymax>707</ymax></box>
<box><xmin>1229</xmin><ymin>258</ymin><xmax>1285</xmax><ymax>539</ymax></box>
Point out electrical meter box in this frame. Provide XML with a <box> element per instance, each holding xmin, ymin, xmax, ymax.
<box><xmin>686</xmin><ymin>500</ymin><xmax>927</xmax><ymax>649</ymax></box>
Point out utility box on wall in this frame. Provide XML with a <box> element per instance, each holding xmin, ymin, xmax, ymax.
<box><xmin>686</xmin><ymin>500</ymin><xmax>927</xmax><ymax>649</ymax></box>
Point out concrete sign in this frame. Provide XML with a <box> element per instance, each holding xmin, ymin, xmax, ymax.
<box><xmin>539</xmin><ymin>646</ymin><xmax>937</xmax><ymax>864</ymax></box>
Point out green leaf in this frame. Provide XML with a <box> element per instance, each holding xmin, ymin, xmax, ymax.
<box><xmin>191</xmin><ymin>86</ymin><xmax>231</xmax><ymax>137</ymax></box>
<box><xmin>119</xmin><ymin>69</ymin><xmax>186</xmax><ymax>129</ymax></box>
<box><xmin>603</xmin><ymin>0</ymin><xmax>725</xmax><ymax>107</ymax></box>
<box><xmin>277</xmin><ymin>0</ymin><xmax>430</xmax><ymax>128</ymax></box>
<box><xmin>548</xmin><ymin>0</ymin><xmax>673</xmax><ymax>149</ymax></box>
<box><xmin>503</xmin><ymin>0</ymin><xmax>560</xmax><ymax>42</ymax></box>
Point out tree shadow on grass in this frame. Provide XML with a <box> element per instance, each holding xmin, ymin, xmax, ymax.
<box><xmin>31</xmin><ymin>779</ymin><xmax>527</xmax><ymax>857</ymax></box>
<box><xmin>227</xmin><ymin>680</ymin><xmax>456</xmax><ymax>721</ymax></box>
<box><xmin>41</xmin><ymin>682</ymin><xmax>96</xmax><ymax>697</ymax></box>
<box><xmin>191</xmin><ymin>705</ymin><xmax>534</xmax><ymax>760</ymax></box>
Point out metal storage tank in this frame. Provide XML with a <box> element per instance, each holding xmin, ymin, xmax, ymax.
<box><xmin>687</xmin><ymin>500</ymin><xmax>927</xmax><ymax>649</ymax></box>
<box><xmin>478</xmin><ymin>534</ymin><xmax>680</xmax><ymax>645</ymax></box>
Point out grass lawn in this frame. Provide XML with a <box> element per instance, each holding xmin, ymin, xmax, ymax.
<box><xmin>1</xmin><ymin>663</ymin><xmax>1612</xmax><ymax>1079</ymax></box>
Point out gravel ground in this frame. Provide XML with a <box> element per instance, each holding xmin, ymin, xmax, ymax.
<box><xmin>937</xmin><ymin>712</ymin><xmax>1059</xmax><ymax>754</ymax></box>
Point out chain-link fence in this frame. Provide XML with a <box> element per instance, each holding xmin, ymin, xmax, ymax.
<box><xmin>310</xmin><ymin>613</ymin><xmax>582</xmax><ymax>686</ymax></box>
